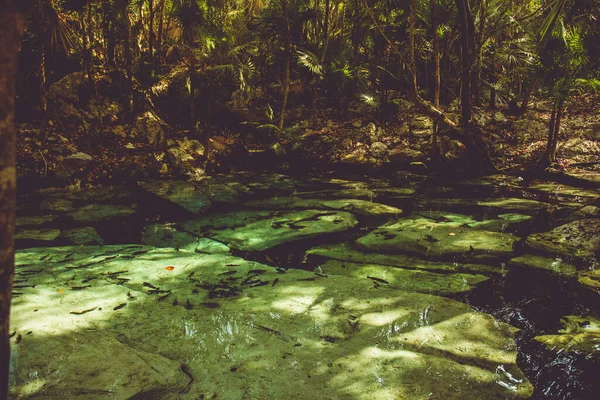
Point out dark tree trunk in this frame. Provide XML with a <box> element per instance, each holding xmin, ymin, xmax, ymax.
<box><xmin>120</xmin><ymin>3</ymin><xmax>134</xmax><ymax>120</ymax></box>
<box><xmin>430</xmin><ymin>0</ymin><xmax>440</xmax><ymax>159</ymax></box>
<box><xmin>409</xmin><ymin>0</ymin><xmax>417</xmax><ymax>98</ymax></box>
<box><xmin>148</xmin><ymin>0</ymin><xmax>154</xmax><ymax>74</ymax></box>
<box><xmin>543</xmin><ymin>98</ymin><xmax>564</xmax><ymax>164</ymax></box>
<box><xmin>474</xmin><ymin>0</ymin><xmax>486</xmax><ymax>105</ymax></box>
<box><xmin>279</xmin><ymin>0</ymin><xmax>291</xmax><ymax>131</ymax></box>
<box><xmin>156</xmin><ymin>0</ymin><xmax>165</xmax><ymax>69</ymax></box>
<box><xmin>311</xmin><ymin>0</ymin><xmax>330</xmax><ymax>129</ymax></box>
<box><xmin>0</xmin><ymin>5</ymin><xmax>26</xmax><ymax>398</ymax></box>
<box><xmin>455</xmin><ymin>0</ymin><xmax>475</xmax><ymax>133</ymax></box>
<box><xmin>81</xmin><ymin>5</ymin><xmax>94</xmax><ymax>93</ymax></box>
<box><xmin>519</xmin><ymin>77</ymin><xmax>538</xmax><ymax>114</ymax></box>
<box><xmin>102</xmin><ymin>0</ymin><xmax>116</xmax><ymax>67</ymax></box>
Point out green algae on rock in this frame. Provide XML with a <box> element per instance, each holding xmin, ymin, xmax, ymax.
<box><xmin>245</xmin><ymin>197</ymin><xmax>402</xmax><ymax>217</ymax></box>
<box><xmin>526</xmin><ymin>219</ymin><xmax>600</xmax><ymax>259</ymax></box>
<box><xmin>414</xmin><ymin>211</ymin><xmax>532</xmax><ymax>233</ymax></box>
<box><xmin>306</xmin><ymin>242</ymin><xmax>499</xmax><ymax>275</ymax></box>
<box><xmin>11</xmin><ymin>245</ymin><xmax>533</xmax><ymax>400</ymax></box>
<box><xmin>418</xmin><ymin>197</ymin><xmax>551</xmax><ymax>216</ymax></box>
<box><xmin>508</xmin><ymin>255</ymin><xmax>578</xmax><ymax>277</ymax></box>
<box><xmin>317</xmin><ymin>259</ymin><xmax>489</xmax><ymax>294</ymax></box>
<box><xmin>141</xmin><ymin>223</ymin><xmax>231</xmax><ymax>253</ymax></box>
<box><xmin>15</xmin><ymin>228</ymin><xmax>61</xmax><ymax>242</ymax></box>
<box><xmin>138</xmin><ymin>180</ymin><xmax>212</xmax><ymax>213</ymax></box>
<box><xmin>356</xmin><ymin>217</ymin><xmax>518</xmax><ymax>260</ymax></box>
<box><xmin>16</xmin><ymin>214</ymin><xmax>57</xmax><ymax>227</ymax></box>
<box><xmin>578</xmin><ymin>268</ymin><xmax>600</xmax><ymax>295</ymax></box>
<box><xmin>535</xmin><ymin>315</ymin><xmax>600</xmax><ymax>360</ymax></box>
<box><xmin>67</xmin><ymin>203</ymin><xmax>137</xmax><ymax>223</ymax></box>
<box><xmin>60</xmin><ymin>227</ymin><xmax>104</xmax><ymax>245</ymax></box>
<box><xmin>526</xmin><ymin>182</ymin><xmax>600</xmax><ymax>203</ymax></box>
<box><xmin>211</xmin><ymin>210</ymin><xmax>358</xmax><ymax>251</ymax></box>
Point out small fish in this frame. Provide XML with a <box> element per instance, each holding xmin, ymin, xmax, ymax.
<box><xmin>70</xmin><ymin>307</ymin><xmax>98</xmax><ymax>315</ymax></box>
<box><xmin>424</xmin><ymin>235</ymin><xmax>439</xmax><ymax>243</ymax></box>
<box><xmin>368</xmin><ymin>276</ymin><xmax>389</xmax><ymax>284</ymax></box>
<box><xmin>113</xmin><ymin>303</ymin><xmax>127</xmax><ymax>311</ymax></box>
<box><xmin>143</xmin><ymin>282</ymin><xmax>158</xmax><ymax>289</ymax></box>
<box><xmin>70</xmin><ymin>285</ymin><xmax>91</xmax><ymax>291</ymax></box>
<box><xmin>201</xmin><ymin>302</ymin><xmax>220</xmax><ymax>309</ymax></box>
<box><xmin>248</xmin><ymin>269</ymin><xmax>267</xmax><ymax>275</ymax></box>
<box><xmin>272</xmin><ymin>278</ymin><xmax>279</xmax><ymax>287</ymax></box>
<box><xmin>157</xmin><ymin>292</ymin><xmax>172</xmax><ymax>301</ymax></box>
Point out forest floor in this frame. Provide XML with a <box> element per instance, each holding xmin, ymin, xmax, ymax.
<box><xmin>14</xmin><ymin>71</ymin><xmax>600</xmax><ymax>190</ymax></box>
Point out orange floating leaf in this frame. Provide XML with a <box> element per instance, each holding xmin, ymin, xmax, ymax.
<box><xmin>165</xmin><ymin>266</ymin><xmax>175</xmax><ymax>271</ymax></box>
<box><xmin>57</xmin><ymin>289</ymin><xmax>64</xmax><ymax>293</ymax></box>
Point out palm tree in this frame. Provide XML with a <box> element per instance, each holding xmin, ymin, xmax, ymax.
<box><xmin>538</xmin><ymin>27</ymin><xmax>599</xmax><ymax>165</ymax></box>
<box><xmin>172</xmin><ymin>0</ymin><xmax>205</xmax><ymax>146</ymax></box>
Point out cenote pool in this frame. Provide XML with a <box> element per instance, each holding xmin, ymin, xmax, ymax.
<box><xmin>9</xmin><ymin>172</ymin><xmax>600</xmax><ymax>399</ymax></box>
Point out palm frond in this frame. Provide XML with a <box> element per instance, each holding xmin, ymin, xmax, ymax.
<box><xmin>296</xmin><ymin>49</ymin><xmax>324</xmax><ymax>76</ymax></box>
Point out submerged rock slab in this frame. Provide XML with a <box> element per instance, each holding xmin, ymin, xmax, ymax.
<box><xmin>245</xmin><ymin>197</ymin><xmax>402</xmax><ymax>217</ymax></box>
<box><xmin>508</xmin><ymin>255</ymin><xmax>578</xmax><ymax>277</ymax></box>
<box><xmin>60</xmin><ymin>227</ymin><xmax>104</xmax><ymax>245</ymax></box>
<box><xmin>356</xmin><ymin>217</ymin><xmax>518</xmax><ymax>260</ymax></box>
<box><xmin>15</xmin><ymin>229</ymin><xmax>61</xmax><ymax>242</ymax></box>
<box><xmin>67</xmin><ymin>203</ymin><xmax>137</xmax><ymax>223</ymax></box>
<box><xmin>10</xmin><ymin>333</ymin><xmax>189</xmax><ymax>399</ymax></box>
<box><xmin>142</xmin><ymin>223</ymin><xmax>230</xmax><ymax>254</ymax></box>
<box><xmin>578</xmin><ymin>269</ymin><xmax>600</xmax><ymax>295</ymax></box>
<box><xmin>526</xmin><ymin>182</ymin><xmax>600</xmax><ymax>203</ymax></box>
<box><xmin>526</xmin><ymin>219</ymin><xmax>600</xmax><ymax>259</ymax></box>
<box><xmin>142</xmin><ymin>223</ymin><xmax>200</xmax><ymax>250</ymax></box>
<box><xmin>307</xmin><ymin>243</ymin><xmax>499</xmax><ymax>275</ymax></box>
<box><xmin>318</xmin><ymin>259</ymin><xmax>488</xmax><ymax>294</ymax></box>
<box><xmin>138</xmin><ymin>180</ymin><xmax>211</xmax><ymax>213</ymax></box>
<box><xmin>414</xmin><ymin>211</ymin><xmax>531</xmax><ymax>233</ymax></box>
<box><xmin>535</xmin><ymin>316</ymin><xmax>600</xmax><ymax>360</ymax></box>
<box><xmin>15</xmin><ymin>215</ymin><xmax>57</xmax><ymax>227</ymax></box>
<box><xmin>418</xmin><ymin>197</ymin><xmax>551</xmax><ymax>216</ymax></box>
<box><xmin>186</xmin><ymin>209</ymin><xmax>359</xmax><ymax>251</ymax></box>
<box><xmin>11</xmin><ymin>245</ymin><xmax>533</xmax><ymax>399</ymax></box>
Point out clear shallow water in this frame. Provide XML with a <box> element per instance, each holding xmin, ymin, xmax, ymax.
<box><xmin>12</xmin><ymin>172</ymin><xmax>600</xmax><ymax>399</ymax></box>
